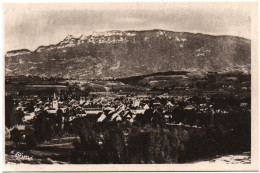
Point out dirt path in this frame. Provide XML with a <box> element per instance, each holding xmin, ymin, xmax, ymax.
<box><xmin>38</xmin><ymin>142</ymin><xmax>72</xmax><ymax>147</ymax></box>
<box><xmin>51</xmin><ymin>136</ymin><xmax>79</xmax><ymax>141</ymax></box>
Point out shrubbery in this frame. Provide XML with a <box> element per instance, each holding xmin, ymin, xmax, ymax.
<box><xmin>70</xmin><ymin>101</ymin><xmax>251</xmax><ymax>164</ymax></box>
<box><xmin>69</xmin><ymin>119</ymin><xmax>210</xmax><ymax>163</ymax></box>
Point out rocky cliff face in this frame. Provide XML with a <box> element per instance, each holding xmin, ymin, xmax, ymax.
<box><xmin>6</xmin><ymin>49</ymin><xmax>31</xmax><ymax>58</ymax></box>
<box><xmin>5</xmin><ymin>29</ymin><xmax>251</xmax><ymax>78</ymax></box>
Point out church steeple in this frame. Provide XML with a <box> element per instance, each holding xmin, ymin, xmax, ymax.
<box><xmin>53</xmin><ymin>92</ymin><xmax>58</xmax><ymax>110</ymax></box>
<box><xmin>54</xmin><ymin>92</ymin><xmax>57</xmax><ymax>100</ymax></box>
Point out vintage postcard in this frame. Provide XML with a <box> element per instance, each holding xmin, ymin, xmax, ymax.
<box><xmin>2</xmin><ymin>1</ymin><xmax>258</xmax><ymax>171</ymax></box>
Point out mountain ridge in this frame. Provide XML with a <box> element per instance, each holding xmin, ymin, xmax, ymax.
<box><xmin>5</xmin><ymin>29</ymin><xmax>251</xmax><ymax>78</ymax></box>
<box><xmin>6</xmin><ymin>29</ymin><xmax>250</xmax><ymax>55</ymax></box>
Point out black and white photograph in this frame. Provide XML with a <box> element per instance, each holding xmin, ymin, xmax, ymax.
<box><xmin>2</xmin><ymin>2</ymin><xmax>258</xmax><ymax>171</ymax></box>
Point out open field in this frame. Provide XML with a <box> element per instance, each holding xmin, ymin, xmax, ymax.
<box><xmin>192</xmin><ymin>152</ymin><xmax>251</xmax><ymax>164</ymax></box>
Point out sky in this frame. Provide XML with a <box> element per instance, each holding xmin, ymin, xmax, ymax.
<box><xmin>3</xmin><ymin>2</ymin><xmax>253</xmax><ymax>52</ymax></box>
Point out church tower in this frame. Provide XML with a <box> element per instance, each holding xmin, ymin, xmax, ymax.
<box><xmin>53</xmin><ymin>92</ymin><xmax>58</xmax><ymax>110</ymax></box>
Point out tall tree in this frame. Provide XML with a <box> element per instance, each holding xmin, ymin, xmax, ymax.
<box><xmin>5</xmin><ymin>96</ymin><xmax>16</xmax><ymax>128</ymax></box>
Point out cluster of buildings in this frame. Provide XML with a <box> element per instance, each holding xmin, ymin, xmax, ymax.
<box><xmin>14</xmin><ymin>90</ymin><xmax>250</xmax><ymax>128</ymax></box>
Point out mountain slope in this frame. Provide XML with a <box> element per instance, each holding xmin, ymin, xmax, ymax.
<box><xmin>5</xmin><ymin>29</ymin><xmax>251</xmax><ymax>79</ymax></box>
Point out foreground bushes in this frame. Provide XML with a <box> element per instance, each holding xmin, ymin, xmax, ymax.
<box><xmin>70</xmin><ymin>114</ymin><xmax>250</xmax><ymax>164</ymax></box>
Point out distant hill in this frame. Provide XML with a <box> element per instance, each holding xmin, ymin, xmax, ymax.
<box><xmin>5</xmin><ymin>29</ymin><xmax>251</xmax><ymax>79</ymax></box>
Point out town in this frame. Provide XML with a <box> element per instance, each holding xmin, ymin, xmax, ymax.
<box><xmin>5</xmin><ymin>71</ymin><xmax>251</xmax><ymax>164</ymax></box>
